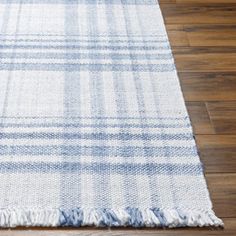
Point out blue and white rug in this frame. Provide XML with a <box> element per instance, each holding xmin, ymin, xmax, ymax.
<box><xmin>0</xmin><ymin>0</ymin><xmax>223</xmax><ymax>228</ymax></box>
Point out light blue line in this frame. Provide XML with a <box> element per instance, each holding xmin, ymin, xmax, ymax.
<box><xmin>0</xmin><ymin>123</ymin><xmax>191</xmax><ymax>128</ymax></box>
<box><xmin>0</xmin><ymin>116</ymin><xmax>189</xmax><ymax>120</ymax></box>
<box><xmin>88</xmin><ymin>1</ymin><xmax>111</xmax><ymax>209</ymax></box>
<box><xmin>60</xmin><ymin>2</ymin><xmax>82</xmax><ymax>210</ymax></box>
<box><xmin>0</xmin><ymin>39</ymin><xmax>168</xmax><ymax>43</ymax></box>
<box><xmin>0</xmin><ymin>63</ymin><xmax>176</xmax><ymax>72</ymax></box>
<box><xmin>107</xmin><ymin>1</ymin><xmax>139</xmax><ymax>208</ymax></box>
<box><xmin>0</xmin><ymin>52</ymin><xmax>173</xmax><ymax>60</ymax></box>
<box><xmin>0</xmin><ymin>0</ymin><xmax>157</xmax><ymax>5</ymax></box>
<box><xmin>0</xmin><ymin>45</ymin><xmax>170</xmax><ymax>50</ymax></box>
<box><xmin>0</xmin><ymin>132</ymin><xmax>193</xmax><ymax>140</ymax></box>
<box><xmin>0</xmin><ymin>34</ymin><xmax>166</xmax><ymax>38</ymax></box>
<box><xmin>0</xmin><ymin>145</ymin><xmax>198</xmax><ymax>157</ymax></box>
<box><xmin>137</xmin><ymin>5</ymin><xmax>163</xmax><ymax>207</ymax></box>
<box><xmin>0</xmin><ymin>162</ymin><xmax>202</xmax><ymax>175</ymax></box>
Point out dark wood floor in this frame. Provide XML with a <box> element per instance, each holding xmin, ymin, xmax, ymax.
<box><xmin>1</xmin><ymin>0</ymin><xmax>236</xmax><ymax>235</ymax></box>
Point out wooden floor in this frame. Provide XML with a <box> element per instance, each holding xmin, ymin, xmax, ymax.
<box><xmin>1</xmin><ymin>0</ymin><xmax>236</xmax><ymax>235</ymax></box>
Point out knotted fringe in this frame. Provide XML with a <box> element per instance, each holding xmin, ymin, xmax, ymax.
<box><xmin>0</xmin><ymin>208</ymin><xmax>223</xmax><ymax>228</ymax></box>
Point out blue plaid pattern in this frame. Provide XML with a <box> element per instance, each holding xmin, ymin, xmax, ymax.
<box><xmin>0</xmin><ymin>0</ymin><xmax>222</xmax><ymax>228</ymax></box>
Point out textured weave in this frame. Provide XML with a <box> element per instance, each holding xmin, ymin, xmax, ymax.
<box><xmin>0</xmin><ymin>0</ymin><xmax>223</xmax><ymax>228</ymax></box>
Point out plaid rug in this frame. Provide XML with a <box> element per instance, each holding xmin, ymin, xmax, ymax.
<box><xmin>0</xmin><ymin>0</ymin><xmax>223</xmax><ymax>228</ymax></box>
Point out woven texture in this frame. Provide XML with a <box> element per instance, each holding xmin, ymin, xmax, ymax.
<box><xmin>0</xmin><ymin>0</ymin><xmax>222</xmax><ymax>228</ymax></box>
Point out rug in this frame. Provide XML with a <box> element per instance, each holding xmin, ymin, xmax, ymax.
<box><xmin>0</xmin><ymin>0</ymin><xmax>223</xmax><ymax>228</ymax></box>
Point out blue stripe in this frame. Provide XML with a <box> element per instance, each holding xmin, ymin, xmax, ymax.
<box><xmin>0</xmin><ymin>0</ymin><xmax>157</xmax><ymax>5</ymax></box>
<box><xmin>0</xmin><ymin>63</ymin><xmax>175</xmax><ymax>72</ymax></box>
<box><xmin>135</xmin><ymin>3</ymin><xmax>163</xmax><ymax>206</ymax></box>
<box><xmin>0</xmin><ymin>52</ymin><xmax>173</xmax><ymax>60</ymax></box>
<box><xmin>0</xmin><ymin>132</ymin><xmax>193</xmax><ymax>140</ymax></box>
<box><xmin>104</xmin><ymin>1</ymin><xmax>137</xmax><ymax>207</ymax></box>
<box><xmin>0</xmin><ymin>162</ymin><xmax>202</xmax><ymax>175</ymax></box>
<box><xmin>0</xmin><ymin>45</ymin><xmax>170</xmax><ymax>50</ymax></box>
<box><xmin>0</xmin><ymin>39</ymin><xmax>168</xmax><ymax>43</ymax></box>
<box><xmin>0</xmin><ymin>145</ymin><xmax>198</xmax><ymax>157</ymax></box>
<box><xmin>0</xmin><ymin>116</ymin><xmax>189</xmax><ymax>120</ymax></box>
<box><xmin>0</xmin><ymin>123</ymin><xmax>191</xmax><ymax>128</ymax></box>
<box><xmin>89</xmin><ymin>0</ymin><xmax>111</xmax><ymax>209</ymax></box>
<box><xmin>60</xmin><ymin>2</ymin><xmax>82</xmax><ymax>210</ymax></box>
<box><xmin>0</xmin><ymin>34</ymin><xmax>166</xmax><ymax>37</ymax></box>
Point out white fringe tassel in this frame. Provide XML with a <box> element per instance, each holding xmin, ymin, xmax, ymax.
<box><xmin>0</xmin><ymin>208</ymin><xmax>223</xmax><ymax>228</ymax></box>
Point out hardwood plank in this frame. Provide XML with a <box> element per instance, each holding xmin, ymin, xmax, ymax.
<box><xmin>165</xmin><ymin>24</ymin><xmax>189</xmax><ymax>46</ymax></box>
<box><xmin>0</xmin><ymin>230</ymin><xmax>230</xmax><ymax>236</ymax></box>
<box><xmin>179</xmin><ymin>72</ymin><xmax>236</xmax><ymax>101</ymax></box>
<box><xmin>160</xmin><ymin>4</ymin><xmax>236</xmax><ymax>24</ymax></box>
<box><xmin>186</xmin><ymin>102</ymin><xmax>215</xmax><ymax>134</ymax></box>
<box><xmin>206</xmin><ymin>101</ymin><xmax>236</xmax><ymax>134</ymax></box>
<box><xmin>0</xmin><ymin>229</ymin><xmax>226</xmax><ymax>236</ymax></box>
<box><xmin>172</xmin><ymin>47</ymin><xmax>236</xmax><ymax>72</ymax></box>
<box><xmin>196</xmin><ymin>135</ymin><xmax>236</xmax><ymax>173</ymax></box>
<box><xmin>184</xmin><ymin>25</ymin><xmax>236</xmax><ymax>47</ymax></box>
<box><xmin>176</xmin><ymin>0</ymin><xmax>236</xmax><ymax>3</ymax></box>
<box><xmin>159</xmin><ymin>0</ymin><xmax>176</xmax><ymax>3</ymax></box>
<box><xmin>207</xmin><ymin>174</ymin><xmax>236</xmax><ymax>218</ymax></box>
<box><xmin>1</xmin><ymin>219</ymin><xmax>236</xmax><ymax>236</ymax></box>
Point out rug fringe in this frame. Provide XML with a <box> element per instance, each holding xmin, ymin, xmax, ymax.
<box><xmin>0</xmin><ymin>208</ymin><xmax>223</xmax><ymax>228</ymax></box>
<box><xmin>0</xmin><ymin>209</ymin><xmax>60</xmax><ymax>227</ymax></box>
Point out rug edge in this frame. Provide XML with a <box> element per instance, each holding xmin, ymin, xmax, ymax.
<box><xmin>0</xmin><ymin>208</ymin><xmax>223</xmax><ymax>228</ymax></box>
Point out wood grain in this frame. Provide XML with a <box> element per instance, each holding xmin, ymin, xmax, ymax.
<box><xmin>207</xmin><ymin>174</ymin><xmax>236</xmax><ymax>218</ymax></box>
<box><xmin>206</xmin><ymin>101</ymin><xmax>236</xmax><ymax>134</ymax></box>
<box><xmin>186</xmin><ymin>102</ymin><xmax>215</xmax><ymax>134</ymax></box>
<box><xmin>179</xmin><ymin>72</ymin><xmax>236</xmax><ymax>101</ymax></box>
<box><xmin>0</xmin><ymin>227</ymin><xmax>231</xmax><ymax>236</ymax></box>
<box><xmin>165</xmin><ymin>25</ymin><xmax>189</xmax><ymax>46</ymax></box>
<box><xmin>185</xmin><ymin>25</ymin><xmax>236</xmax><ymax>47</ymax></box>
<box><xmin>160</xmin><ymin>4</ymin><xmax>236</xmax><ymax>24</ymax></box>
<box><xmin>172</xmin><ymin>47</ymin><xmax>236</xmax><ymax>72</ymax></box>
<box><xmin>177</xmin><ymin>0</ymin><xmax>236</xmax><ymax>3</ymax></box>
<box><xmin>196</xmin><ymin>135</ymin><xmax>236</xmax><ymax>173</ymax></box>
